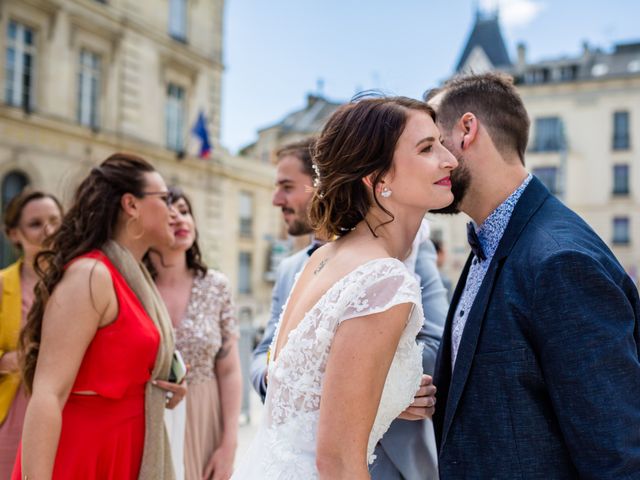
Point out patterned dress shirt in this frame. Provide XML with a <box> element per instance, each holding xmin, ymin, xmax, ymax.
<box><xmin>451</xmin><ymin>174</ymin><xmax>533</xmax><ymax>369</ymax></box>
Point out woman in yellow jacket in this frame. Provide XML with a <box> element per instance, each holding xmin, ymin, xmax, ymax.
<box><xmin>0</xmin><ymin>190</ymin><xmax>62</xmax><ymax>477</ymax></box>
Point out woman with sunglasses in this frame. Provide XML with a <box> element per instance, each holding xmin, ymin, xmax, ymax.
<box><xmin>13</xmin><ymin>153</ymin><xmax>186</xmax><ymax>480</ymax></box>
<box><xmin>0</xmin><ymin>190</ymin><xmax>62</xmax><ymax>478</ymax></box>
<box><xmin>146</xmin><ymin>187</ymin><xmax>241</xmax><ymax>480</ymax></box>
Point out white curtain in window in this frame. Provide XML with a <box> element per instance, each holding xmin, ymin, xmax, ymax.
<box><xmin>5</xmin><ymin>21</ymin><xmax>36</xmax><ymax>109</ymax></box>
<box><xmin>169</xmin><ymin>0</ymin><xmax>187</xmax><ymax>39</ymax></box>
<box><xmin>77</xmin><ymin>49</ymin><xmax>101</xmax><ymax>127</ymax></box>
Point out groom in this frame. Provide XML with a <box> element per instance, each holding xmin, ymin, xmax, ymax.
<box><xmin>250</xmin><ymin>138</ymin><xmax>448</xmax><ymax>479</ymax></box>
<box><xmin>426</xmin><ymin>73</ymin><xmax>640</xmax><ymax>478</ymax></box>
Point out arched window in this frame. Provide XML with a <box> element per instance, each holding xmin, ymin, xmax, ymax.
<box><xmin>1</xmin><ymin>170</ymin><xmax>30</xmax><ymax>267</ymax></box>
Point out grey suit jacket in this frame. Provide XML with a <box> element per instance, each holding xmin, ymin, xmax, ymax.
<box><xmin>250</xmin><ymin>245</ymin><xmax>310</xmax><ymax>398</ymax></box>
<box><xmin>250</xmin><ymin>240</ymin><xmax>448</xmax><ymax>480</ymax></box>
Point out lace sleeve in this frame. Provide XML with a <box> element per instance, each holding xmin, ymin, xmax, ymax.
<box><xmin>339</xmin><ymin>259</ymin><xmax>422</xmax><ymax>325</ymax></box>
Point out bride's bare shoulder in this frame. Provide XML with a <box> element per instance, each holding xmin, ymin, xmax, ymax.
<box><xmin>311</xmin><ymin>239</ymin><xmax>388</xmax><ymax>271</ymax></box>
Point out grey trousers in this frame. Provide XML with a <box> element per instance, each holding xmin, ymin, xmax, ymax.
<box><xmin>370</xmin><ymin>446</ymin><xmax>405</xmax><ymax>480</ymax></box>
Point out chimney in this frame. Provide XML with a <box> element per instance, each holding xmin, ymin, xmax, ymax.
<box><xmin>517</xmin><ymin>42</ymin><xmax>527</xmax><ymax>68</ymax></box>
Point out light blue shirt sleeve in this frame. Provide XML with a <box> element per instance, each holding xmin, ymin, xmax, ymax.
<box><xmin>413</xmin><ymin>239</ymin><xmax>449</xmax><ymax>375</ymax></box>
<box><xmin>250</xmin><ymin>266</ymin><xmax>285</xmax><ymax>401</ymax></box>
<box><xmin>250</xmin><ymin>248</ymin><xmax>309</xmax><ymax>401</ymax></box>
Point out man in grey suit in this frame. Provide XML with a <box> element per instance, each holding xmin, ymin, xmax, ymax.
<box><xmin>251</xmin><ymin>138</ymin><xmax>448</xmax><ymax>480</ymax></box>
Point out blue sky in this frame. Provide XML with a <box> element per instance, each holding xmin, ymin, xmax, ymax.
<box><xmin>220</xmin><ymin>0</ymin><xmax>639</xmax><ymax>153</ymax></box>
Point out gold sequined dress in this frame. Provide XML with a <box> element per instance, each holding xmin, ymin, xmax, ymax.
<box><xmin>175</xmin><ymin>270</ymin><xmax>238</xmax><ymax>480</ymax></box>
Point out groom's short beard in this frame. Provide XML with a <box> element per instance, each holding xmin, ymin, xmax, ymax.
<box><xmin>430</xmin><ymin>156</ymin><xmax>471</xmax><ymax>215</ymax></box>
<box><xmin>287</xmin><ymin>218</ymin><xmax>313</xmax><ymax>236</ymax></box>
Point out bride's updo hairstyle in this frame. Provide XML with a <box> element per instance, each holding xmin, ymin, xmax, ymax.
<box><xmin>309</xmin><ymin>95</ymin><xmax>435</xmax><ymax>239</ymax></box>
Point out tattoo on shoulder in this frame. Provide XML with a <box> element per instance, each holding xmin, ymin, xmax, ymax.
<box><xmin>313</xmin><ymin>258</ymin><xmax>329</xmax><ymax>275</ymax></box>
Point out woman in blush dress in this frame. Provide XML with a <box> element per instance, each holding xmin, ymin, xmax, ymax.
<box><xmin>13</xmin><ymin>153</ymin><xmax>186</xmax><ymax>480</ymax></box>
<box><xmin>233</xmin><ymin>96</ymin><xmax>457</xmax><ymax>479</ymax></box>
<box><xmin>147</xmin><ymin>187</ymin><xmax>242</xmax><ymax>480</ymax></box>
<box><xmin>0</xmin><ymin>190</ymin><xmax>62</xmax><ymax>479</ymax></box>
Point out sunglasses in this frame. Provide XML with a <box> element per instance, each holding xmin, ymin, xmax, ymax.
<box><xmin>140</xmin><ymin>191</ymin><xmax>175</xmax><ymax>207</ymax></box>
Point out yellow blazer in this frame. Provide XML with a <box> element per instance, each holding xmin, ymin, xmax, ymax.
<box><xmin>0</xmin><ymin>260</ymin><xmax>23</xmax><ymax>424</ymax></box>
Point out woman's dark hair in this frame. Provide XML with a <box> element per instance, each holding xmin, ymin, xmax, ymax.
<box><xmin>309</xmin><ymin>95</ymin><xmax>435</xmax><ymax>239</ymax></box>
<box><xmin>19</xmin><ymin>152</ymin><xmax>156</xmax><ymax>393</ymax></box>
<box><xmin>144</xmin><ymin>186</ymin><xmax>208</xmax><ymax>279</ymax></box>
<box><xmin>3</xmin><ymin>189</ymin><xmax>63</xmax><ymax>251</ymax></box>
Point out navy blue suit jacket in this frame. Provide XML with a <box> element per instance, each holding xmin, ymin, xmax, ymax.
<box><xmin>434</xmin><ymin>177</ymin><xmax>640</xmax><ymax>479</ymax></box>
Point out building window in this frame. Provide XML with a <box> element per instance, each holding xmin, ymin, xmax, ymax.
<box><xmin>613</xmin><ymin>165</ymin><xmax>630</xmax><ymax>196</ymax></box>
<box><xmin>238</xmin><ymin>252</ymin><xmax>252</xmax><ymax>294</ymax></box>
<box><xmin>613</xmin><ymin>217</ymin><xmax>630</xmax><ymax>245</ymax></box>
<box><xmin>166</xmin><ymin>83</ymin><xmax>185</xmax><ymax>152</ymax></box>
<box><xmin>265</xmin><ymin>239</ymin><xmax>293</xmax><ymax>282</ymax></box>
<box><xmin>168</xmin><ymin>0</ymin><xmax>187</xmax><ymax>41</ymax></box>
<box><xmin>239</xmin><ymin>191</ymin><xmax>253</xmax><ymax>237</ymax></box>
<box><xmin>1</xmin><ymin>171</ymin><xmax>29</xmax><ymax>267</ymax></box>
<box><xmin>532</xmin><ymin>117</ymin><xmax>565</xmax><ymax>152</ymax></box>
<box><xmin>5</xmin><ymin>20</ymin><xmax>36</xmax><ymax>110</ymax></box>
<box><xmin>559</xmin><ymin>65</ymin><xmax>578</xmax><ymax>81</ymax></box>
<box><xmin>533</xmin><ymin>167</ymin><xmax>558</xmax><ymax>194</ymax></box>
<box><xmin>1</xmin><ymin>171</ymin><xmax>29</xmax><ymax>207</ymax></box>
<box><xmin>77</xmin><ymin>49</ymin><xmax>101</xmax><ymax>128</ymax></box>
<box><xmin>613</xmin><ymin>111</ymin><xmax>630</xmax><ymax>150</ymax></box>
<box><xmin>524</xmin><ymin>68</ymin><xmax>550</xmax><ymax>84</ymax></box>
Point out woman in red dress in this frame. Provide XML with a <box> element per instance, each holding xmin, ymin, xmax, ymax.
<box><xmin>13</xmin><ymin>153</ymin><xmax>186</xmax><ymax>479</ymax></box>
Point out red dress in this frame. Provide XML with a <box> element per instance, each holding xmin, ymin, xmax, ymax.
<box><xmin>12</xmin><ymin>251</ymin><xmax>160</xmax><ymax>479</ymax></box>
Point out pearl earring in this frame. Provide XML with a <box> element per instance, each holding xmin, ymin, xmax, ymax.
<box><xmin>381</xmin><ymin>186</ymin><xmax>392</xmax><ymax>198</ymax></box>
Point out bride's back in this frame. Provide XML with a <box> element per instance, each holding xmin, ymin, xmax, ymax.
<box><xmin>271</xmin><ymin>238</ymin><xmax>389</xmax><ymax>365</ymax></box>
<box><xmin>261</xmin><ymin>254</ymin><xmax>423</xmax><ymax>477</ymax></box>
<box><xmin>232</xmin><ymin>95</ymin><xmax>456</xmax><ymax>479</ymax></box>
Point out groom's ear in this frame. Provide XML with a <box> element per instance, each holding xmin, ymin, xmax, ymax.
<box><xmin>459</xmin><ymin>112</ymin><xmax>478</xmax><ymax>150</ymax></box>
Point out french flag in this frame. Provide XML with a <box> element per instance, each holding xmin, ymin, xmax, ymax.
<box><xmin>191</xmin><ymin>111</ymin><xmax>212</xmax><ymax>159</ymax></box>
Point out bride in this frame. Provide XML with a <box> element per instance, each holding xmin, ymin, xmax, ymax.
<box><xmin>233</xmin><ymin>96</ymin><xmax>457</xmax><ymax>479</ymax></box>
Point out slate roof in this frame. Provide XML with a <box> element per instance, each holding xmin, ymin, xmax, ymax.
<box><xmin>261</xmin><ymin>95</ymin><xmax>342</xmax><ymax>135</ymax></box>
<box><xmin>455</xmin><ymin>12</ymin><xmax>512</xmax><ymax>72</ymax></box>
<box><xmin>239</xmin><ymin>94</ymin><xmax>343</xmax><ymax>155</ymax></box>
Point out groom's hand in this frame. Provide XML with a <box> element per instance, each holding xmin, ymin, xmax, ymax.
<box><xmin>397</xmin><ymin>374</ymin><xmax>436</xmax><ymax>421</ymax></box>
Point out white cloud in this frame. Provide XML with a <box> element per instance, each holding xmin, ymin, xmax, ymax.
<box><xmin>479</xmin><ymin>0</ymin><xmax>546</xmax><ymax>29</ymax></box>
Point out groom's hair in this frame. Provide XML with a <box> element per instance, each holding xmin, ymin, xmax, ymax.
<box><xmin>425</xmin><ymin>73</ymin><xmax>530</xmax><ymax>165</ymax></box>
<box><xmin>275</xmin><ymin>137</ymin><xmax>317</xmax><ymax>178</ymax></box>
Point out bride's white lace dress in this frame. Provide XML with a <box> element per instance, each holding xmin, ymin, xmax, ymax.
<box><xmin>233</xmin><ymin>258</ymin><xmax>423</xmax><ymax>479</ymax></box>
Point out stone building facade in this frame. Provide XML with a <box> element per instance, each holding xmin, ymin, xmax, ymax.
<box><xmin>0</xmin><ymin>0</ymin><xmax>280</xmax><ymax>323</ymax></box>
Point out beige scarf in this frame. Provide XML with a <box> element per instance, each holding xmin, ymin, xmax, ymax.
<box><xmin>102</xmin><ymin>241</ymin><xmax>175</xmax><ymax>480</ymax></box>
